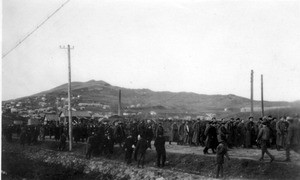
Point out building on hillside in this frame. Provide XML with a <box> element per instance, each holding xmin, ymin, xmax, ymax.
<box><xmin>240</xmin><ymin>107</ymin><xmax>261</xmax><ymax>112</ymax></box>
<box><xmin>92</xmin><ymin>113</ymin><xmax>104</xmax><ymax>120</ymax></box>
<box><xmin>10</xmin><ymin>108</ymin><xmax>18</xmax><ymax>113</ymax></box>
<box><xmin>44</xmin><ymin>113</ymin><xmax>60</xmax><ymax>125</ymax></box>
<box><xmin>59</xmin><ymin>110</ymin><xmax>91</xmax><ymax>124</ymax></box>
<box><xmin>149</xmin><ymin>111</ymin><xmax>157</xmax><ymax>116</ymax></box>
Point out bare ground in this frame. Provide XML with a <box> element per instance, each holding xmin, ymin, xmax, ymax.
<box><xmin>2</xmin><ymin>138</ymin><xmax>300</xmax><ymax>180</ymax></box>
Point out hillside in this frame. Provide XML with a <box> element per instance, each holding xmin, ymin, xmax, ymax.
<box><xmin>6</xmin><ymin>80</ymin><xmax>292</xmax><ymax>116</ymax></box>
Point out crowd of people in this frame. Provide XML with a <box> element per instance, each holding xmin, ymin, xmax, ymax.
<box><xmin>3</xmin><ymin>114</ymin><xmax>300</xmax><ymax>178</ymax></box>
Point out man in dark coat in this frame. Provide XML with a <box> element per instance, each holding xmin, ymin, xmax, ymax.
<box><xmin>245</xmin><ymin>117</ymin><xmax>254</xmax><ymax>148</ymax></box>
<box><xmin>178</xmin><ymin>121</ymin><xmax>185</xmax><ymax>145</ymax></box>
<box><xmin>215</xmin><ymin>140</ymin><xmax>230</xmax><ymax>178</ymax></box>
<box><xmin>285</xmin><ymin>116</ymin><xmax>300</xmax><ymax>161</ymax></box>
<box><xmin>123</xmin><ymin>133</ymin><xmax>135</xmax><ymax>164</ymax></box>
<box><xmin>114</xmin><ymin>121</ymin><xmax>126</xmax><ymax>148</ymax></box>
<box><xmin>145</xmin><ymin>120</ymin><xmax>154</xmax><ymax>149</ymax></box>
<box><xmin>20</xmin><ymin>126</ymin><xmax>27</xmax><ymax>146</ymax></box>
<box><xmin>86</xmin><ymin>132</ymin><xmax>97</xmax><ymax>159</ymax></box>
<box><xmin>256</xmin><ymin>121</ymin><xmax>274</xmax><ymax>162</ymax></box>
<box><xmin>203</xmin><ymin>121</ymin><xmax>218</xmax><ymax>154</ymax></box>
<box><xmin>58</xmin><ymin>132</ymin><xmax>67</xmax><ymax>151</ymax></box>
<box><xmin>156</xmin><ymin>123</ymin><xmax>164</xmax><ymax>138</ymax></box>
<box><xmin>154</xmin><ymin>134</ymin><xmax>166</xmax><ymax>167</ymax></box>
<box><xmin>170</xmin><ymin>122</ymin><xmax>179</xmax><ymax>145</ymax></box>
<box><xmin>192</xmin><ymin>121</ymin><xmax>200</xmax><ymax>146</ymax></box>
<box><xmin>130</xmin><ymin>121</ymin><xmax>139</xmax><ymax>145</ymax></box>
<box><xmin>134</xmin><ymin>135</ymin><xmax>148</xmax><ymax>168</ymax></box>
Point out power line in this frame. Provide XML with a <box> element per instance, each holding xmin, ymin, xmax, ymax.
<box><xmin>2</xmin><ymin>0</ymin><xmax>71</xmax><ymax>59</ymax></box>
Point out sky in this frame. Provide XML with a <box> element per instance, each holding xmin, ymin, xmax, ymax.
<box><xmin>2</xmin><ymin>0</ymin><xmax>300</xmax><ymax>102</ymax></box>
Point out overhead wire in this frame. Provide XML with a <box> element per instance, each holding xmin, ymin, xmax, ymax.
<box><xmin>2</xmin><ymin>0</ymin><xmax>71</xmax><ymax>59</ymax></box>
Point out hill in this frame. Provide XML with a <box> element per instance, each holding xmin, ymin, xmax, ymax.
<box><xmin>5</xmin><ymin>80</ymin><xmax>293</xmax><ymax>116</ymax></box>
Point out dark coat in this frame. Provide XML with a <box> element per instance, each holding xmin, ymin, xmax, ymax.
<box><xmin>124</xmin><ymin>136</ymin><xmax>135</xmax><ymax>152</ymax></box>
<box><xmin>154</xmin><ymin>136</ymin><xmax>166</xmax><ymax>152</ymax></box>
<box><xmin>135</xmin><ymin>138</ymin><xmax>148</xmax><ymax>154</ymax></box>
<box><xmin>171</xmin><ymin>123</ymin><xmax>179</xmax><ymax>142</ymax></box>
<box><xmin>205</xmin><ymin>124</ymin><xmax>218</xmax><ymax>149</ymax></box>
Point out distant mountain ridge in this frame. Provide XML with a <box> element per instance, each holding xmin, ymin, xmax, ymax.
<box><xmin>10</xmin><ymin>80</ymin><xmax>291</xmax><ymax>114</ymax></box>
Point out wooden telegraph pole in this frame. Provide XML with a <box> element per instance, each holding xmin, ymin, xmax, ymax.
<box><xmin>261</xmin><ymin>74</ymin><xmax>264</xmax><ymax>117</ymax></box>
<box><xmin>118</xmin><ymin>89</ymin><xmax>122</xmax><ymax>116</ymax></box>
<box><xmin>60</xmin><ymin>44</ymin><xmax>74</xmax><ymax>151</ymax></box>
<box><xmin>250</xmin><ymin>70</ymin><xmax>254</xmax><ymax>116</ymax></box>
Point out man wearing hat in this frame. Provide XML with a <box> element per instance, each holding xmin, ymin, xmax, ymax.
<box><xmin>256</xmin><ymin>120</ymin><xmax>274</xmax><ymax>162</ymax></box>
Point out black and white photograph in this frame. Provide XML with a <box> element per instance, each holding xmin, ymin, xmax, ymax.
<box><xmin>2</xmin><ymin>0</ymin><xmax>300</xmax><ymax>179</ymax></box>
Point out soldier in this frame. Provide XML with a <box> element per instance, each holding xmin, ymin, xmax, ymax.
<box><xmin>276</xmin><ymin>117</ymin><xmax>286</xmax><ymax>150</ymax></box>
<box><xmin>86</xmin><ymin>132</ymin><xmax>97</xmax><ymax>159</ymax></box>
<box><xmin>203</xmin><ymin>121</ymin><xmax>218</xmax><ymax>154</ymax></box>
<box><xmin>114</xmin><ymin>121</ymin><xmax>126</xmax><ymax>148</ymax></box>
<box><xmin>269</xmin><ymin>117</ymin><xmax>278</xmax><ymax>148</ymax></box>
<box><xmin>58</xmin><ymin>132</ymin><xmax>67</xmax><ymax>151</ymax></box>
<box><xmin>183</xmin><ymin>121</ymin><xmax>190</xmax><ymax>145</ymax></box>
<box><xmin>178</xmin><ymin>121</ymin><xmax>185</xmax><ymax>145</ymax></box>
<box><xmin>39</xmin><ymin>125</ymin><xmax>45</xmax><ymax>141</ymax></box>
<box><xmin>134</xmin><ymin>135</ymin><xmax>148</xmax><ymax>168</ymax></box>
<box><xmin>170</xmin><ymin>121</ymin><xmax>179</xmax><ymax>145</ymax></box>
<box><xmin>104</xmin><ymin>123</ymin><xmax>114</xmax><ymax>156</ymax></box>
<box><xmin>73</xmin><ymin>124</ymin><xmax>80</xmax><ymax>144</ymax></box>
<box><xmin>256</xmin><ymin>120</ymin><xmax>274</xmax><ymax>162</ymax></box>
<box><xmin>215</xmin><ymin>139</ymin><xmax>230</xmax><ymax>179</ymax></box>
<box><xmin>192</xmin><ymin>120</ymin><xmax>200</xmax><ymax>146</ymax></box>
<box><xmin>245</xmin><ymin>116</ymin><xmax>254</xmax><ymax>148</ymax></box>
<box><xmin>20</xmin><ymin>126</ymin><xmax>27</xmax><ymax>146</ymax></box>
<box><xmin>145</xmin><ymin>120</ymin><xmax>154</xmax><ymax>149</ymax></box>
<box><xmin>217</xmin><ymin>120</ymin><xmax>228</xmax><ymax>144</ymax></box>
<box><xmin>156</xmin><ymin>122</ymin><xmax>164</xmax><ymax>137</ymax></box>
<box><xmin>154</xmin><ymin>134</ymin><xmax>166</xmax><ymax>168</ymax></box>
<box><xmin>123</xmin><ymin>133</ymin><xmax>135</xmax><ymax>164</ymax></box>
<box><xmin>130</xmin><ymin>120</ymin><xmax>139</xmax><ymax>145</ymax></box>
<box><xmin>285</xmin><ymin>116</ymin><xmax>300</xmax><ymax>161</ymax></box>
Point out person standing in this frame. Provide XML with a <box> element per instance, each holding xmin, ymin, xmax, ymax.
<box><xmin>86</xmin><ymin>132</ymin><xmax>97</xmax><ymax>159</ymax></box>
<box><xmin>170</xmin><ymin>122</ymin><xmax>179</xmax><ymax>145</ymax></box>
<box><xmin>156</xmin><ymin>122</ymin><xmax>164</xmax><ymax>138</ymax></box>
<box><xmin>184</xmin><ymin>121</ymin><xmax>190</xmax><ymax>145</ymax></box>
<box><xmin>58</xmin><ymin>132</ymin><xmax>67</xmax><ymax>151</ymax></box>
<box><xmin>154</xmin><ymin>134</ymin><xmax>166</xmax><ymax>168</ymax></box>
<box><xmin>245</xmin><ymin>117</ymin><xmax>254</xmax><ymax>148</ymax></box>
<box><xmin>134</xmin><ymin>135</ymin><xmax>148</xmax><ymax>168</ymax></box>
<box><xmin>123</xmin><ymin>133</ymin><xmax>135</xmax><ymax>164</ymax></box>
<box><xmin>145</xmin><ymin>120</ymin><xmax>154</xmax><ymax>149</ymax></box>
<box><xmin>215</xmin><ymin>140</ymin><xmax>230</xmax><ymax>178</ymax></box>
<box><xmin>192</xmin><ymin>120</ymin><xmax>200</xmax><ymax>146</ymax></box>
<box><xmin>178</xmin><ymin>121</ymin><xmax>185</xmax><ymax>145</ymax></box>
<box><xmin>285</xmin><ymin>116</ymin><xmax>300</xmax><ymax>161</ymax></box>
<box><xmin>203</xmin><ymin>121</ymin><xmax>218</xmax><ymax>154</ymax></box>
<box><xmin>256</xmin><ymin>121</ymin><xmax>274</xmax><ymax>162</ymax></box>
<box><xmin>276</xmin><ymin>117</ymin><xmax>286</xmax><ymax>150</ymax></box>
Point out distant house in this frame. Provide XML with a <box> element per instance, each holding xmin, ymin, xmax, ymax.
<box><xmin>44</xmin><ymin>114</ymin><xmax>60</xmax><ymax>124</ymax></box>
<box><xmin>59</xmin><ymin>110</ymin><xmax>91</xmax><ymax>124</ymax></box>
<box><xmin>150</xmin><ymin>111</ymin><xmax>157</xmax><ymax>116</ymax></box>
<box><xmin>92</xmin><ymin>113</ymin><xmax>104</xmax><ymax>119</ymax></box>
<box><xmin>10</xmin><ymin>108</ymin><xmax>18</xmax><ymax>113</ymax></box>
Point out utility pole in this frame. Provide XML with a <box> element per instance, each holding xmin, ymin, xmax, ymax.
<box><xmin>60</xmin><ymin>44</ymin><xmax>74</xmax><ymax>151</ymax></box>
<box><xmin>118</xmin><ymin>89</ymin><xmax>122</xmax><ymax>116</ymax></box>
<box><xmin>261</xmin><ymin>74</ymin><xmax>264</xmax><ymax>117</ymax></box>
<box><xmin>250</xmin><ymin>70</ymin><xmax>254</xmax><ymax>116</ymax></box>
